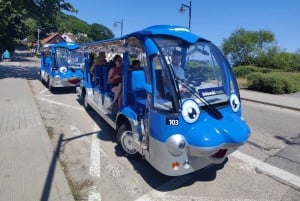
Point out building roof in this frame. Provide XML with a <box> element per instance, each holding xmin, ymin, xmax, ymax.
<box><xmin>41</xmin><ymin>33</ymin><xmax>66</xmax><ymax>45</ymax></box>
<box><xmin>62</xmin><ymin>33</ymin><xmax>76</xmax><ymax>43</ymax></box>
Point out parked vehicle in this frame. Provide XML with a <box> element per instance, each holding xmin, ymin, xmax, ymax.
<box><xmin>77</xmin><ymin>25</ymin><xmax>251</xmax><ymax>176</ymax></box>
<box><xmin>40</xmin><ymin>42</ymin><xmax>84</xmax><ymax>91</ymax></box>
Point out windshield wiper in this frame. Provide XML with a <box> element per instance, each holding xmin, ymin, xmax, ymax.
<box><xmin>176</xmin><ymin>78</ymin><xmax>223</xmax><ymax>120</ymax></box>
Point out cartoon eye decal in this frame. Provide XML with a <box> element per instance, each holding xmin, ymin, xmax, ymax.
<box><xmin>230</xmin><ymin>94</ymin><xmax>240</xmax><ymax>112</ymax></box>
<box><xmin>59</xmin><ymin>66</ymin><xmax>67</xmax><ymax>73</ymax></box>
<box><xmin>181</xmin><ymin>99</ymin><xmax>200</xmax><ymax>123</ymax></box>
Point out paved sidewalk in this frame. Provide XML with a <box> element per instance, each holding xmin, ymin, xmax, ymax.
<box><xmin>240</xmin><ymin>89</ymin><xmax>300</xmax><ymax>111</ymax></box>
<box><xmin>0</xmin><ymin>63</ymin><xmax>74</xmax><ymax>200</ymax></box>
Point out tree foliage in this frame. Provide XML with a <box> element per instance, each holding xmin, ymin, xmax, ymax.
<box><xmin>0</xmin><ymin>0</ymin><xmax>26</xmax><ymax>53</ymax></box>
<box><xmin>255</xmin><ymin>47</ymin><xmax>300</xmax><ymax>72</ymax></box>
<box><xmin>222</xmin><ymin>28</ymin><xmax>275</xmax><ymax>66</ymax></box>
<box><xmin>88</xmin><ymin>23</ymin><xmax>114</xmax><ymax>41</ymax></box>
<box><xmin>56</xmin><ymin>13</ymin><xmax>114</xmax><ymax>42</ymax></box>
<box><xmin>0</xmin><ymin>0</ymin><xmax>114</xmax><ymax>54</ymax></box>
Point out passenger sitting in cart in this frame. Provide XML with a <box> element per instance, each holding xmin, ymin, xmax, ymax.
<box><xmin>129</xmin><ymin>59</ymin><xmax>142</xmax><ymax>71</ymax></box>
<box><xmin>107</xmin><ymin>54</ymin><xmax>123</xmax><ymax>111</ymax></box>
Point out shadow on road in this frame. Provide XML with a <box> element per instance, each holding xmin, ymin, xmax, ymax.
<box><xmin>0</xmin><ymin>64</ymin><xmax>40</xmax><ymax>80</ymax></box>
<box><xmin>0</xmin><ymin>50</ymin><xmax>40</xmax><ymax>80</ymax></box>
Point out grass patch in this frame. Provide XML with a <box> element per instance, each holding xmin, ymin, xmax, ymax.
<box><xmin>68</xmin><ymin>179</ymin><xmax>94</xmax><ymax>201</ymax></box>
<box><xmin>46</xmin><ymin>126</ymin><xmax>54</xmax><ymax>139</ymax></box>
<box><xmin>237</xmin><ymin>78</ymin><xmax>248</xmax><ymax>88</ymax></box>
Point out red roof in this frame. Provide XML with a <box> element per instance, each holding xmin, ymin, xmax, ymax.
<box><xmin>41</xmin><ymin>33</ymin><xmax>66</xmax><ymax>45</ymax></box>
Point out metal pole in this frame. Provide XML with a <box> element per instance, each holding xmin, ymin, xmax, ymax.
<box><xmin>114</xmin><ymin>20</ymin><xmax>124</xmax><ymax>37</ymax></box>
<box><xmin>189</xmin><ymin>1</ymin><xmax>192</xmax><ymax>30</ymax></box>
<box><xmin>37</xmin><ymin>28</ymin><xmax>40</xmax><ymax>52</ymax></box>
<box><xmin>180</xmin><ymin>1</ymin><xmax>192</xmax><ymax>30</ymax></box>
<box><xmin>121</xmin><ymin>19</ymin><xmax>123</xmax><ymax>37</ymax></box>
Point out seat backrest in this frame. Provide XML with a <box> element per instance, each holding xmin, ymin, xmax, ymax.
<box><xmin>93</xmin><ymin>64</ymin><xmax>110</xmax><ymax>91</ymax></box>
<box><xmin>127</xmin><ymin>70</ymin><xmax>148</xmax><ymax>112</ymax></box>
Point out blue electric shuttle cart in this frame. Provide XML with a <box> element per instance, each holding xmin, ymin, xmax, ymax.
<box><xmin>40</xmin><ymin>42</ymin><xmax>84</xmax><ymax>91</ymax></box>
<box><xmin>77</xmin><ymin>25</ymin><xmax>251</xmax><ymax>176</ymax></box>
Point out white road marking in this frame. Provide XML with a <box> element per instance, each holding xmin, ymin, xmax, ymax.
<box><xmin>40</xmin><ymin>94</ymin><xmax>54</xmax><ymax>97</ymax></box>
<box><xmin>135</xmin><ymin>150</ymin><xmax>300</xmax><ymax>201</ymax></box>
<box><xmin>87</xmin><ymin>188</ymin><xmax>101</xmax><ymax>201</ymax></box>
<box><xmin>37</xmin><ymin>88</ymin><xmax>103</xmax><ymax>198</ymax></box>
<box><xmin>137</xmin><ymin>194</ymin><xmax>264</xmax><ymax>201</ymax></box>
<box><xmin>90</xmin><ymin>125</ymin><xmax>101</xmax><ymax>177</ymax></box>
<box><xmin>89</xmin><ymin>126</ymin><xmax>101</xmax><ymax>200</ymax></box>
<box><xmin>134</xmin><ymin>191</ymin><xmax>165</xmax><ymax>201</ymax></box>
<box><xmin>39</xmin><ymin>88</ymin><xmax>49</xmax><ymax>95</ymax></box>
<box><xmin>39</xmin><ymin>97</ymin><xmax>84</xmax><ymax>111</ymax></box>
<box><xmin>231</xmin><ymin>150</ymin><xmax>300</xmax><ymax>190</ymax></box>
<box><xmin>69</xmin><ymin>125</ymin><xmax>102</xmax><ymax>198</ymax></box>
<box><xmin>69</xmin><ymin>125</ymin><xmax>81</xmax><ymax>135</ymax></box>
<box><xmin>69</xmin><ymin>125</ymin><xmax>89</xmax><ymax>143</ymax></box>
<box><xmin>134</xmin><ymin>175</ymin><xmax>195</xmax><ymax>201</ymax></box>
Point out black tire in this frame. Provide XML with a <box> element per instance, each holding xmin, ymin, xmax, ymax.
<box><xmin>79</xmin><ymin>88</ymin><xmax>85</xmax><ymax>105</ymax></box>
<box><xmin>116</xmin><ymin>124</ymin><xmax>139</xmax><ymax>158</ymax></box>
<box><xmin>47</xmin><ymin>77</ymin><xmax>52</xmax><ymax>91</ymax></box>
<box><xmin>40</xmin><ymin>71</ymin><xmax>43</xmax><ymax>83</ymax></box>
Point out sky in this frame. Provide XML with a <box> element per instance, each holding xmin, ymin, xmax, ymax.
<box><xmin>65</xmin><ymin>0</ymin><xmax>300</xmax><ymax>52</ymax></box>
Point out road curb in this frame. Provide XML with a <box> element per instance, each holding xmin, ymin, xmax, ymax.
<box><xmin>241</xmin><ymin>97</ymin><xmax>300</xmax><ymax>112</ymax></box>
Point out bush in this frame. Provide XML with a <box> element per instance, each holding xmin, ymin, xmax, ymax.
<box><xmin>233</xmin><ymin>65</ymin><xmax>271</xmax><ymax>78</ymax></box>
<box><xmin>246</xmin><ymin>72</ymin><xmax>300</xmax><ymax>94</ymax></box>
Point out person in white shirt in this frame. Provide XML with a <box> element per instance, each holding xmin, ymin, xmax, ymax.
<box><xmin>171</xmin><ymin>50</ymin><xmax>185</xmax><ymax>79</ymax></box>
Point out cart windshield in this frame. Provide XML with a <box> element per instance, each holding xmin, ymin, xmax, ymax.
<box><xmin>55</xmin><ymin>47</ymin><xmax>85</xmax><ymax>69</ymax></box>
<box><xmin>152</xmin><ymin>36</ymin><xmax>229</xmax><ymax>112</ymax></box>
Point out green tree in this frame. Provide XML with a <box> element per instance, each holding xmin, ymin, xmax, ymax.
<box><xmin>56</xmin><ymin>13</ymin><xmax>114</xmax><ymax>42</ymax></box>
<box><xmin>0</xmin><ymin>0</ymin><xmax>77</xmax><ymax>53</ymax></box>
<box><xmin>13</xmin><ymin>0</ymin><xmax>77</xmax><ymax>30</ymax></box>
<box><xmin>88</xmin><ymin>23</ymin><xmax>114</xmax><ymax>41</ymax></box>
<box><xmin>56</xmin><ymin>13</ymin><xmax>90</xmax><ymax>34</ymax></box>
<box><xmin>23</xmin><ymin>17</ymin><xmax>39</xmax><ymax>40</ymax></box>
<box><xmin>0</xmin><ymin>0</ymin><xmax>25</xmax><ymax>53</ymax></box>
<box><xmin>222</xmin><ymin>28</ymin><xmax>275</xmax><ymax>66</ymax></box>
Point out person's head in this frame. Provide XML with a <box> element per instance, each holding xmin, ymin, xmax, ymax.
<box><xmin>89</xmin><ymin>53</ymin><xmax>95</xmax><ymax>61</ymax></box>
<box><xmin>99</xmin><ymin>51</ymin><xmax>106</xmax><ymax>59</ymax></box>
<box><xmin>171</xmin><ymin>50</ymin><xmax>181</xmax><ymax>66</ymax></box>
<box><xmin>113</xmin><ymin>54</ymin><xmax>122</xmax><ymax>67</ymax></box>
<box><xmin>132</xmin><ymin>60</ymin><xmax>141</xmax><ymax>69</ymax></box>
<box><xmin>96</xmin><ymin>51</ymin><xmax>107</xmax><ymax>64</ymax></box>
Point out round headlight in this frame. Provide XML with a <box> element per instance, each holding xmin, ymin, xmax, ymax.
<box><xmin>166</xmin><ymin>134</ymin><xmax>186</xmax><ymax>156</ymax></box>
<box><xmin>181</xmin><ymin>99</ymin><xmax>200</xmax><ymax>123</ymax></box>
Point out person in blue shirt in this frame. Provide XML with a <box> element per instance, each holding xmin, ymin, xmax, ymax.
<box><xmin>2</xmin><ymin>50</ymin><xmax>11</xmax><ymax>62</ymax></box>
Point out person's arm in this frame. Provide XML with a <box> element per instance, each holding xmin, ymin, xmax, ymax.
<box><xmin>108</xmin><ymin>68</ymin><xmax>122</xmax><ymax>83</ymax></box>
<box><xmin>107</xmin><ymin>68</ymin><xmax>114</xmax><ymax>83</ymax></box>
<box><xmin>89</xmin><ymin>64</ymin><xmax>95</xmax><ymax>75</ymax></box>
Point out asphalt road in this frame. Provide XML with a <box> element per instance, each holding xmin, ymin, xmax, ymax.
<box><xmin>1</xmin><ymin>53</ymin><xmax>299</xmax><ymax>201</ymax></box>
